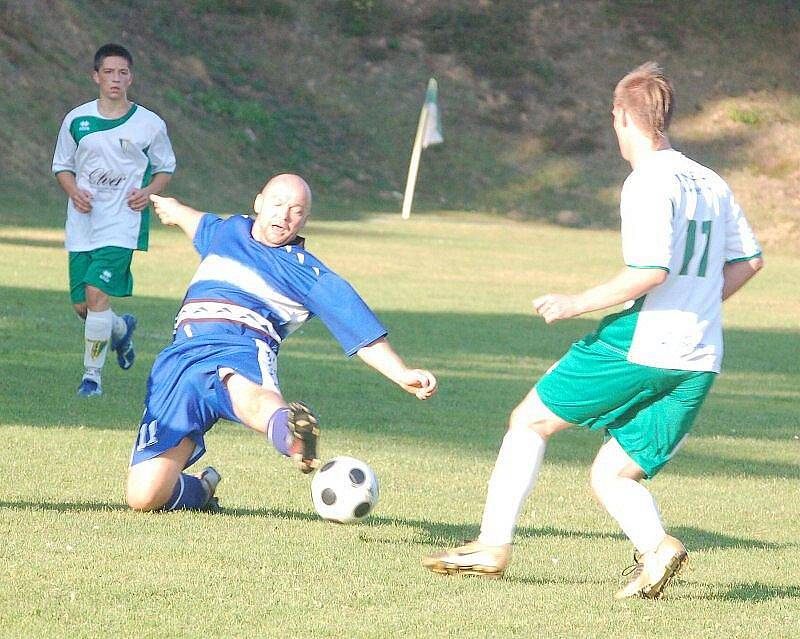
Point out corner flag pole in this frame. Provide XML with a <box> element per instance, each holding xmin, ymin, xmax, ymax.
<box><xmin>401</xmin><ymin>106</ymin><xmax>429</xmax><ymax>220</ymax></box>
<box><xmin>401</xmin><ymin>78</ymin><xmax>442</xmax><ymax>220</ymax></box>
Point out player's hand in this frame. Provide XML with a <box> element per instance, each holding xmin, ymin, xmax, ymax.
<box><xmin>533</xmin><ymin>293</ymin><xmax>580</xmax><ymax>324</ymax></box>
<box><xmin>149</xmin><ymin>194</ymin><xmax>182</xmax><ymax>225</ymax></box>
<box><xmin>399</xmin><ymin>369</ymin><xmax>438</xmax><ymax>400</ymax></box>
<box><xmin>128</xmin><ymin>188</ymin><xmax>151</xmax><ymax>211</ymax></box>
<box><xmin>70</xmin><ymin>189</ymin><xmax>93</xmax><ymax>213</ymax></box>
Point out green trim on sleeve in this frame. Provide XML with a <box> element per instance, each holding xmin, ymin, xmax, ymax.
<box><xmin>725</xmin><ymin>251</ymin><xmax>762</xmax><ymax>264</ymax></box>
<box><xmin>626</xmin><ymin>264</ymin><xmax>671</xmax><ymax>272</ymax></box>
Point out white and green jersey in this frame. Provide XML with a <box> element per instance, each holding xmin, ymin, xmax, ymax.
<box><xmin>594</xmin><ymin>149</ymin><xmax>761</xmax><ymax>373</ymax></box>
<box><xmin>52</xmin><ymin>100</ymin><xmax>176</xmax><ymax>252</ymax></box>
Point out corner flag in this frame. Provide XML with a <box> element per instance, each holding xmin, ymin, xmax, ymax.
<box><xmin>401</xmin><ymin>78</ymin><xmax>443</xmax><ymax>219</ymax></box>
<box><xmin>421</xmin><ymin>79</ymin><xmax>443</xmax><ymax>149</ymax></box>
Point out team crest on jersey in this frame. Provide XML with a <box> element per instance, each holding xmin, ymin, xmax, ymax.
<box><xmin>119</xmin><ymin>138</ymin><xmax>134</xmax><ymax>153</ymax></box>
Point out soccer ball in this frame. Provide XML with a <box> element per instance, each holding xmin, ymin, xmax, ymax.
<box><xmin>310</xmin><ymin>456</ymin><xmax>379</xmax><ymax>524</ymax></box>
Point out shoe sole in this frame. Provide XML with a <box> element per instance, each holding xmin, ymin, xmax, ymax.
<box><xmin>202</xmin><ymin>496</ymin><xmax>223</xmax><ymax>513</ymax></box>
<box><xmin>288</xmin><ymin>401</ymin><xmax>320</xmax><ymax>474</ymax></box>
<box><xmin>77</xmin><ymin>383</ymin><xmax>102</xmax><ymax>398</ymax></box>
<box><xmin>641</xmin><ymin>553</ymin><xmax>689</xmax><ymax>599</ymax></box>
<box><xmin>422</xmin><ymin>559</ymin><xmax>505</xmax><ymax>579</ymax></box>
<box><xmin>116</xmin><ymin>316</ymin><xmax>137</xmax><ymax>370</ymax></box>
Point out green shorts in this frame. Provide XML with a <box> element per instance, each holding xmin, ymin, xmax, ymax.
<box><xmin>68</xmin><ymin>246</ymin><xmax>134</xmax><ymax>304</ymax></box>
<box><xmin>535</xmin><ymin>335</ymin><xmax>715</xmax><ymax>478</ymax></box>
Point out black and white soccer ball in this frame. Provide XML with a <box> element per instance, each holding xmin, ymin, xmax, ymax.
<box><xmin>311</xmin><ymin>456</ymin><xmax>379</xmax><ymax>524</ymax></box>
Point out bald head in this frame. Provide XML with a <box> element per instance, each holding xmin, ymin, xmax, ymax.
<box><xmin>262</xmin><ymin>173</ymin><xmax>312</xmax><ymax>211</ymax></box>
<box><xmin>252</xmin><ymin>173</ymin><xmax>313</xmax><ymax>246</ymax></box>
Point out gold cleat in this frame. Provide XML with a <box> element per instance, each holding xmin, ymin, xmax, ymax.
<box><xmin>614</xmin><ymin>535</ymin><xmax>688</xmax><ymax>600</ymax></box>
<box><xmin>422</xmin><ymin>540</ymin><xmax>511</xmax><ymax>578</ymax></box>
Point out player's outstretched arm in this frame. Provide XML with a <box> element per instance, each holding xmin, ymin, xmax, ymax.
<box><xmin>533</xmin><ymin>266</ymin><xmax>667</xmax><ymax>324</ymax></box>
<box><xmin>356</xmin><ymin>337</ymin><xmax>438</xmax><ymax>400</ymax></box>
<box><xmin>128</xmin><ymin>173</ymin><xmax>173</xmax><ymax>212</ymax></box>
<box><xmin>149</xmin><ymin>194</ymin><xmax>204</xmax><ymax>241</ymax></box>
<box><xmin>722</xmin><ymin>256</ymin><xmax>763</xmax><ymax>300</ymax></box>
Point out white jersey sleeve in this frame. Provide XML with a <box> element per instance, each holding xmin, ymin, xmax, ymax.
<box><xmin>723</xmin><ymin>191</ymin><xmax>761</xmax><ymax>262</ymax></box>
<box><xmin>146</xmin><ymin>118</ymin><xmax>176</xmax><ymax>175</ymax></box>
<box><xmin>620</xmin><ymin>174</ymin><xmax>674</xmax><ymax>270</ymax></box>
<box><xmin>52</xmin><ymin>113</ymin><xmax>78</xmax><ymax>175</ymax></box>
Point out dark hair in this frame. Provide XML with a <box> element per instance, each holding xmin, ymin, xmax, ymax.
<box><xmin>93</xmin><ymin>43</ymin><xmax>133</xmax><ymax>71</ymax></box>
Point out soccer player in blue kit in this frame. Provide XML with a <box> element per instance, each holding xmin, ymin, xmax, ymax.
<box><xmin>125</xmin><ymin>173</ymin><xmax>438</xmax><ymax>512</ymax></box>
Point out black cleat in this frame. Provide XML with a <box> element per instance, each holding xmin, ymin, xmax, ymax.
<box><xmin>287</xmin><ymin>401</ymin><xmax>321</xmax><ymax>474</ymax></box>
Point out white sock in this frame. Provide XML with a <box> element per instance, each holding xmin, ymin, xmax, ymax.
<box><xmin>110</xmin><ymin>312</ymin><xmax>126</xmax><ymax>343</ymax></box>
<box><xmin>591</xmin><ymin>439</ymin><xmax>666</xmax><ymax>554</ymax></box>
<box><xmin>478</xmin><ymin>429</ymin><xmax>546</xmax><ymax>547</ymax></box>
<box><xmin>84</xmin><ymin>309</ymin><xmax>113</xmax><ymax>370</ymax></box>
<box><xmin>83</xmin><ymin>366</ymin><xmax>102</xmax><ymax>382</ymax></box>
<box><xmin>595</xmin><ymin>477</ymin><xmax>666</xmax><ymax>554</ymax></box>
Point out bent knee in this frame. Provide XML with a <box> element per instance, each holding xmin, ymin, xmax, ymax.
<box><xmin>125</xmin><ymin>474</ymin><xmax>174</xmax><ymax>511</ymax></box>
<box><xmin>508</xmin><ymin>406</ymin><xmax>564</xmax><ymax>438</ymax></box>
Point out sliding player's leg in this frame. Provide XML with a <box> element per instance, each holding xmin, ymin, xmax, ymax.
<box><xmin>126</xmin><ymin>436</ymin><xmax>220</xmax><ymax>511</ymax></box>
<box><xmin>224</xmin><ymin>372</ymin><xmax>321</xmax><ymax>474</ymax></box>
<box><xmin>126</xmin><ymin>341</ymin><xmax>224</xmax><ymax>512</ymax></box>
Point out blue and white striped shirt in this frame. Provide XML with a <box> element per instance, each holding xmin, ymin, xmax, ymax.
<box><xmin>173</xmin><ymin>214</ymin><xmax>386</xmax><ymax>356</ymax></box>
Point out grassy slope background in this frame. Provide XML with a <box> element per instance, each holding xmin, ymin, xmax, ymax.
<box><xmin>0</xmin><ymin>0</ymin><xmax>798</xmax><ymax>240</ymax></box>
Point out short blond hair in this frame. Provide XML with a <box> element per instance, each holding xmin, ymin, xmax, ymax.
<box><xmin>614</xmin><ymin>62</ymin><xmax>675</xmax><ymax>143</ymax></box>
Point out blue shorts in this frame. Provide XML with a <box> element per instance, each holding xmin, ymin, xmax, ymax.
<box><xmin>130</xmin><ymin>335</ymin><xmax>279</xmax><ymax>468</ymax></box>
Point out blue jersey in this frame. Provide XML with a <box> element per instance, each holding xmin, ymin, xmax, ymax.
<box><xmin>174</xmin><ymin>214</ymin><xmax>387</xmax><ymax>355</ymax></box>
<box><xmin>131</xmin><ymin>214</ymin><xmax>388</xmax><ymax>468</ymax></box>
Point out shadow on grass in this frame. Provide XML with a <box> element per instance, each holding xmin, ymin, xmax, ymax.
<box><xmin>2</xmin><ymin>285</ymin><xmax>798</xmax><ymax>481</ymax></box>
<box><xmin>4</xmin><ymin>499</ymin><xmax>782</xmax><ymax>554</ymax></box>
<box><xmin>0</xmin><ymin>500</ymin><xmax>127</xmax><ymax>513</ymax></box>
<box><xmin>670</xmin><ymin>526</ymin><xmax>788</xmax><ymax>551</ymax></box>
<box><xmin>3</xmin><ymin>499</ymin><xmax>790</xmax><ymax>557</ymax></box>
<box><xmin>0</xmin><ymin>236</ymin><xmax>64</xmax><ymax>249</ymax></box>
<box><xmin>701</xmin><ymin>582</ymin><xmax>800</xmax><ymax>602</ymax></box>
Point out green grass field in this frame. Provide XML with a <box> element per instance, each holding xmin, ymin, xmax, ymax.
<box><xmin>1</xmin><ymin>213</ymin><xmax>798</xmax><ymax>638</ymax></box>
